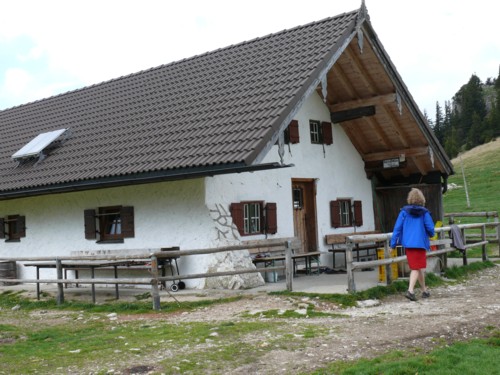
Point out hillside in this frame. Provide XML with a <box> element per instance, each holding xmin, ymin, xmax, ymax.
<box><xmin>444</xmin><ymin>137</ymin><xmax>500</xmax><ymax>214</ymax></box>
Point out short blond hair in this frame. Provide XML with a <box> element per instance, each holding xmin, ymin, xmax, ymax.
<box><xmin>407</xmin><ymin>188</ymin><xmax>426</xmax><ymax>206</ymax></box>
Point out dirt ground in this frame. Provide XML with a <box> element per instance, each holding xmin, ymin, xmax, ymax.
<box><xmin>4</xmin><ymin>264</ymin><xmax>500</xmax><ymax>374</ymax></box>
<box><xmin>116</xmin><ymin>264</ymin><xmax>499</xmax><ymax>374</ymax></box>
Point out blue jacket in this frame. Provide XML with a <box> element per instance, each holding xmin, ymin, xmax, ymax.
<box><xmin>390</xmin><ymin>205</ymin><xmax>435</xmax><ymax>250</ymax></box>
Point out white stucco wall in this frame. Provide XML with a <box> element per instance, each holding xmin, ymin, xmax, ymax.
<box><xmin>206</xmin><ymin>92</ymin><xmax>375</xmax><ymax>265</ymax></box>
<box><xmin>0</xmin><ymin>179</ymin><xmax>221</xmax><ymax>287</ymax></box>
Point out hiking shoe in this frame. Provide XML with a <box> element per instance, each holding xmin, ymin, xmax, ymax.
<box><xmin>405</xmin><ymin>291</ymin><xmax>417</xmax><ymax>301</ymax></box>
<box><xmin>422</xmin><ymin>290</ymin><xmax>431</xmax><ymax>298</ymax></box>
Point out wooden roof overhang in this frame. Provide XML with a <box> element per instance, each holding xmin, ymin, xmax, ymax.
<box><xmin>317</xmin><ymin>20</ymin><xmax>454</xmax><ymax>185</ymax></box>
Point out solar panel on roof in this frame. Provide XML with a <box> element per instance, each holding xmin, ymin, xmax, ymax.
<box><xmin>12</xmin><ymin>128</ymin><xmax>68</xmax><ymax>160</ymax></box>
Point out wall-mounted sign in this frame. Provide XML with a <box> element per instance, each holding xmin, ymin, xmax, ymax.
<box><xmin>383</xmin><ymin>158</ymin><xmax>400</xmax><ymax>169</ymax></box>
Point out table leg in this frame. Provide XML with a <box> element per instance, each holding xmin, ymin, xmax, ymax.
<box><xmin>36</xmin><ymin>267</ymin><xmax>40</xmax><ymax>300</ymax></box>
<box><xmin>91</xmin><ymin>267</ymin><xmax>96</xmax><ymax>304</ymax></box>
<box><xmin>114</xmin><ymin>266</ymin><xmax>119</xmax><ymax>299</ymax></box>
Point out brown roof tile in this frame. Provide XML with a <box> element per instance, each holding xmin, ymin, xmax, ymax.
<box><xmin>0</xmin><ymin>9</ymin><xmax>361</xmax><ymax>197</ymax></box>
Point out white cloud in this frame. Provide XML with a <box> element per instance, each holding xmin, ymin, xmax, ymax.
<box><xmin>0</xmin><ymin>0</ymin><xmax>499</xmax><ymax>117</ymax></box>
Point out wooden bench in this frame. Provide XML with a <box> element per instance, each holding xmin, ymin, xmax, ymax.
<box><xmin>246</xmin><ymin>238</ymin><xmax>321</xmax><ymax>278</ymax></box>
<box><xmin>325</xmin><ymin>231</ymin><xmax>381</xmax><ymax>270</ymax></box>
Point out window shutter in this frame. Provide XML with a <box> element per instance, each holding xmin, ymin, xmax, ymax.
<box><xmin>288</xmin><ymin>120</ymin><xmax>300</xmax><ymax>144</ymax></box>
<box><xmin>321</xmin><ymin>121</ymin><xmax>333</xmax><ymax>145</ymax></box>
<box><xmin>330</xmin><ymin>200</ymin><xmax>341</xmax><ymax>228</ymax></box>
<box><xmin>230</xmin><ymin>203</ymin><xmax>244</xmax><ymax>236</ymax></box>
<box><xmin>121</xmin><ymin>206</ymin><xmax>135</xmax><ymax>238</ymax></box>
<box><xmin>84</xmin><ymin>209</ymin><xmax>97</xmax><ymax>239</ymax></box>
<box><xmin>17</xmin><ymin>216</ymin><xmax>26</xmax><ymax>238</ymax></box>
<box><xmin>353</xmin><ymin>200</ymin><xmax>363</xmax><ymax>227</ymax></box>
<box><xmin>265</xmin><ymin>202</ymin><xmax>278</xmax><ymax>234</ymax></box>
<box><xmin>0</xmin><ymin>218</ymin><xmax>4</xmax><ymax>239</ymax></box>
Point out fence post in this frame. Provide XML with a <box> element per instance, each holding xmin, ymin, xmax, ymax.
<box><xmin>481</xmin><ymin>225</ymin><xmax>488</xmax><ymax>261</ymax></box>
<box><xmin>495</xmin><ymin>218</ymin><xmax>500</xmax><ymax>256</ymax></box>
<box><xmin>383</xmin><ymin>239</ymin><xmax>393</xmax><ymax>285</ymax></box>
<box><xmin>346</xmin><ymin>240</ymin><xmax>355</xmax><ymax>293</ymax></box>
<box><xmin>56</xmin><ymin>259</ymin><xmax>64</xmax><ymax>305</ymax></box>
<box><xmin>285</xmin><ymin>240</ymin><xmax>293</xmax><ymax>291</ymax></box>
<box><xmin>461</xmin><ymin>227</ymin><xmax>468</xmax><ymax>266</ymax></box>
<box><xmin>150</xmin><ymin>255</ymin><xmax>161</xmax><ymax>311</ymax></box>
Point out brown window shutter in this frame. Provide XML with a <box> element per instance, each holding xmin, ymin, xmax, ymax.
<box><xmin>0</xmin><ymin>218</ymin><xmax>4</xmax><ymax>239</ymax></box>
<box><xmin>121</xmin><ymin>206</ymin><xmax>135</xmax><ymax>238</ymax></box>
<box><xmin>84</xmin><ymin>209</ymin><xmax>97</xmax><ymax>239</ymax></box>
<box><xmin>330</xmin><ymin>200</ymin><xmax>340</xmax><ymax>228</ymax></box>
<box><xmin>17</xmin><ymin>216</ymin><xmax>26</xmax><ymax>238</ymax></box>
<box><xmin>353</xmin><ymin>200</ymin><xmax>363</xmax><ymax>227</ymax></box>
<box><xmin>321</xmin><ymin>121</ymin><xmax>333</xmax><ymax>145</ymax></box>
<box><xmin>230</xmin><ymin>203</ymin><xmax>244</xmax><ymax>236</ymax></box>
<box><xmin>265</xmin><ymin>202</ymin><xmax>278</xmax><ymax>234</ymax></box>
<box><xmin>288</xmin><ymin>120</ymin><xmax>300</xmax><ymax>144</ymax></box>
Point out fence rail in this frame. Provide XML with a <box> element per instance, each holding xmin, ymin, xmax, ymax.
<box><xmin>0</xmin><ymin>240</ymin><xmax>297</xmax><ymax>310</ymax></box>
<box><xmin>345</xmin><ymin>221</ymin><xmax>499</xmax><ymax>292</ymax></box>
<box><xmin>1</xmin><ymin>220</ymin><xmax>498</xmax><ymax>308</ymax></box>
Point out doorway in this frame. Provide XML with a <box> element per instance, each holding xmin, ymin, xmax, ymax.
<box><xmin>291</xmin><ymin>179</ymin><xmax>318</xmax><ymax>253</ymax></box>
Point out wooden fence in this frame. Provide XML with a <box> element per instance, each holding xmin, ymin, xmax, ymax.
<box><xmin>345</xmin><ymin>221</ymin><xmax>499</xmax><ymax>292</ymax></box>
<box><xmin>445</xmin><ymin>211</ymin><xmax>499</xmax><ymax>247</ymax></box>
<box><xmin>0</xmin><ymin>240</ymin><xmax>297</xmax><ymax>310</ymax></box>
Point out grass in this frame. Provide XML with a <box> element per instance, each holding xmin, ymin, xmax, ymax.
<box><xmin>0</xmin><ymin>261</ymin><xmax>496</xmax><ymax>374</ymax></box>
<box><xmin>443</xmin><ymin>138</ymin><xmax>500</xmax><ymax>258</ymax></box>
<box><xmin>312</xmin><ymin>329</ymin><xmax>500</xmax><ymax>375</ymax></box>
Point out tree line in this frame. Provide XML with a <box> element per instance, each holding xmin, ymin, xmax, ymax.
<box><xmin>427</xmin><ymin>68</ymin><xmax>500</xmax><ymax>158</ymax></box>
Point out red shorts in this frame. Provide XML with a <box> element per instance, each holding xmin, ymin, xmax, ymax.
<box><xmin>405</xmin><ymin>248</ymin><xmax>427</xmax><ymax>270</ymax></box>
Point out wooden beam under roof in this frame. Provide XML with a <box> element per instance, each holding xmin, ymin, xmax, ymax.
<box><xmin>331</xmin><ymin>105</ymin><xmax>375</xmax><ymax>123</ymax></box>
<box><xmin>331</xmin><ymin>93</ymin><xmax>396</xmax><ymax>112</ymax></box>
<box><xmin>363</xmin><ymin>146</ymin><xmax>429</xmax><ymax>162</ymax></box>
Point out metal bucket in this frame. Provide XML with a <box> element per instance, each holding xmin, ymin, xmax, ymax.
<box><xmin>0</xmin><ymin>261</ymin><xmax>18</xmax><ymax>285</ymax></box>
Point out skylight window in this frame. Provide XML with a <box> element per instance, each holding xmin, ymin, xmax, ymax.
<box><xmin>12</xmin><ymin>128</ymin><xmax>68</xmax><ymax>162</ymax></box>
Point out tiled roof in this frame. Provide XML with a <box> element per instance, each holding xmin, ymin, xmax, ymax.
<box><xmin>0</xmin><ymin>9</ymin><xmax>360</xmax><ymax>196</ymax></box>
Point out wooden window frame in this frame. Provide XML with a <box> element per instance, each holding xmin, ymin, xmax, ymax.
<box><xmin>309</xmin><ymin>120</ymin><xmax>321</xmax><ymax>144</ymax></box>
<box><xmin>0</xmin><ymin>215</ymin><xmax>26</xmax><ymax>242</ymax></box>
<box><xmin>309</xmin><ymin>120</ymin><xmax>333</xmax><ymax>145</ymax></box>
<box><xmin>330</xmin><ymin>199</ymin><xmax>363</xmax><ymax>228</ymax></box>
<box><xmin>84</xmin><ymin>205</ymin><xmax>135</xmax><ymax>243</ymax></box>
<box><xmin>230</xmin><ymin>201</ymin><xmax>277</xmax><ymax>236</ymax></box>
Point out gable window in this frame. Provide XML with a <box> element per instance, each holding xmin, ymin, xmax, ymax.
<box><xmin>0</xmin><ymin>215</ymin><xmax>26</xmax><ymax>242</ymax></box>
<box><xmin>309</xmin><ymin>120</ymin><xmax>333</xmax><ymax>145</ymax></box>
<box><xmin>84</xmin><ymin>206</ymin><xmax>134</xmax><ymax>243</ymax></box>
<box><xmin>330</xmin><ymin>199</ymin><xmax>363</xmax><ymax>228</ymax></box>
<box><xmin>230</xmin><ymin>201</ymin><xmax>277</xmax><ymax>236</ymax></box>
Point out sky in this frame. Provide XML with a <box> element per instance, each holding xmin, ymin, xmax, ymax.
<box><xmin>0</xmin><ymin>0</ymin><xmax>499</xmax><ymax>120</ymax></box>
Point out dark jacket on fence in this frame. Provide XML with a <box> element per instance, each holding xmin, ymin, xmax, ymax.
<box><xmin>390</xmin><ymin>205</ymin><xmax>435</xmax><ymax>250</ymax></box>
<box><xmin>450</xmin><ymin>224</ymin><xmax>466</xmax><ymax>252</ymax></box>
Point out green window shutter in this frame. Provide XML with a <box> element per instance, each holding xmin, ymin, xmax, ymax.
<box><xmin>230</xmin><ymin>202</ymin><xmax>244</xmax><ymax>236</ymax></box>
<box><xmin>121</xmin><ymin>206</ymin><xmax>135</xmax><ymax>238</ymax></box>
<box><xmin>0</xmin><ymin>218</ymin><xmax>4</xmax><ymax>239</ymax></box>
<box><xmin>353</xmin><ymin>201</ymin><xmax>363</xmax><ymax>227</ymax></box>
<box><xmin>84</xmin><ymin>209</ymin><xmax>96</xmax><ymax>239</ymax></box>
<box><xmin>330</xmin><ymin>200</ymin><xmax>340</xmax><ymax>228</ymax></box>
<box><xmin>265</xmin><ymin>202</ymin><xmax>277</xmax><ymax>234</ymax></box>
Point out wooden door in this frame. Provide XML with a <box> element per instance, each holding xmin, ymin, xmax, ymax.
<box><xmin>292</xmin><ymin>179</ymin><xmax>318</xmax><ymax>253</ymax></box>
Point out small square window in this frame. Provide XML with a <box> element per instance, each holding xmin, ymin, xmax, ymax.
<box><xmin>243</xmin><ymin>202</ymin><xmax>262</xmax><ymax>234</ymax></box>
<box><xmin>339</xmin><ymin>200</ymin><xmax>352</xmax><ymax>227</ymax></box>
<box><xmin>310</xmin><ymin>120</ymin><xmax>321</xmax><ymax>144</ymax></box>
<box><xmin>84</xmin><ymin>206</ymin><xmax>134</xmax><ymax>243</ymax></box>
